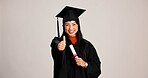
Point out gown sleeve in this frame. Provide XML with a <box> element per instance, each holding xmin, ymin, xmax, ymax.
<box><xmin>51</xmin><ymin>37</ymin><xmax>61</xmax><ymax>60</ymax></box>
<box><xmin>86</xmin><ymin>42</ymin><xmax>101</xmax><ymax>78</ymax></box>
<box><xmin>50</xmin><ymin>37</ymin><xmax>64</xmax><ymax>72</ymax></box>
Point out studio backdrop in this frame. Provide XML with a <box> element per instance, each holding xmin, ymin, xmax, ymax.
<box><xmin>0</xmin><ymin>0</ymin><xmax>148</xmax><ymax>78</ymax></box>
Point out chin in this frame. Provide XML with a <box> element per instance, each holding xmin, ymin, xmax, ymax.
<box><xmin>68</xmin><ymin>34</ymin><xmax>76</xmax><ymax>37</ymax></box>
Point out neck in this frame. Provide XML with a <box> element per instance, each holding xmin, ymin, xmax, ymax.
<box><xmin>68</xmin><ymin>36</ymin><xmax>77</xmax><ymax>44</ymax></box>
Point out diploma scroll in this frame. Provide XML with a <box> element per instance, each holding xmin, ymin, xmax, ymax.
<box><xmin>69</xmin><ymin>44</ymin><xmax>78</xmax><ymax>58</ymax></box>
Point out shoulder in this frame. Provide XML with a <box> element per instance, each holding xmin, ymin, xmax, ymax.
<box><xmin>50</xmin><ymin>37</ymin><xmax>61</xmax><ymax>48</ymax></box>
<box><xmin>81</xmin><ymin>38</ymin><xmax>89</xmax><ymax>44</ymax></box>
<box><xmin>80</xmin><ymin>38</ymin><xmax>94</xmax><ymax>47</ymax></box>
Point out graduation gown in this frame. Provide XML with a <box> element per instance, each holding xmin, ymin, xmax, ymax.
<box><xmin>51</xmin><ymin>37</ymin><xmax>101</xmax><ymax>78</ymax></box>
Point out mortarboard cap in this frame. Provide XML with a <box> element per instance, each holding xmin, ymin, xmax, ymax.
<box><xmin>55</xmin><ymin>6</ymin><xmax>86</xmax><ymax>38</ymax></box>
<box><xmin>56</xmin><ymin>6</ymin><xmax>86</xmax><ymax>19</ymax></box>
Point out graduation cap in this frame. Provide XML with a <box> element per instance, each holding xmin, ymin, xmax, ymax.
<box><xmin>55</xmin><ymin>6</ymin><xmax>86</xmax><ymax>38</ymax></box>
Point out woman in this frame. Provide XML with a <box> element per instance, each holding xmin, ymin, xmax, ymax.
<box><xmin>51</xmin><ymin>6</ymin><xmax>101</xmax><ymax>78</ymax></box>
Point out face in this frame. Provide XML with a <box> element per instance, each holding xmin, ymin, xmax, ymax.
<box><xmin>64</xmin><ymin>20</ymin><xmax>78</xmax><ymax>37</ymax></box>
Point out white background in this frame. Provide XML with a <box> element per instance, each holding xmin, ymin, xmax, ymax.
<box><xmin>0</xmin><ymin>0</ymin><xmax>148</xmax><ymax>78</ymax></box>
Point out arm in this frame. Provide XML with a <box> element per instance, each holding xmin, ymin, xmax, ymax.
<box><xmin>50</xmin><ymin>36</ymin><xmax>66</xmax><ymax>60</ymax></box>
<box><xmin>86</xmin><ymin>42</ymin><xmax>101</xmax><ymax>78</ymax></box>
<box><xmin>50</xmin><ymin>37</ymin><xmax>60</xmax><ymax>60</ymax></box>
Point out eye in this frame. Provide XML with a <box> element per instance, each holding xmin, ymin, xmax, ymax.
<box><xmin>65</xmin><ymin>24</ymin><xmax>69</xmax><ymax>26</ymax></box>
<box><xmin>72</xmin><ymin>23</ymin><xmax>76</xmax><ymax>26</ymax></box>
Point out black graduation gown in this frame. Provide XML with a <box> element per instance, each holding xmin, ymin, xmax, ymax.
<box><xmin>51</xmin><ymin>37</ymin><xmax>101</xmax><ymax>78</ymax></box>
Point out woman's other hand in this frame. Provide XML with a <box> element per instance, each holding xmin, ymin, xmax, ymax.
<box><xmin>75</xmin><ymin>57</ymin><xmax>87</xmax><ymax>68</ymax></box>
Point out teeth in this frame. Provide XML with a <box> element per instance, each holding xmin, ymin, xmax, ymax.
<box><xmin>69</xmin><ymin>31</ymin><xmax>74</xmax><ymax>33</ymax></box>
<box><xmin>69</xmin><ymin>31</ymin><xmax>74</xmax><ymax>34</ymax></box>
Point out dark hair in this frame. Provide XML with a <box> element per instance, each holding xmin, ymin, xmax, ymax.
<box><xmin>61</xmin><ymin>18</ymin><xmax>87</xmax><ymax>60</ymax></box>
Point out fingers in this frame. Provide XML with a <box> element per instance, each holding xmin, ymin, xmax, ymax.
<box><xmin>57</xmin><ymin>36</ymin><xmax>66</xmax><ymax>51</ymax></box>
<box><xmin>75</xmin><ymin>58</ymin><xmax>81</xmax><ymax>66</ymax></box>
<box><xmin>75</xmin><ymin>57</ymin><xmax>86</xmax><ymax>67</ymax></box>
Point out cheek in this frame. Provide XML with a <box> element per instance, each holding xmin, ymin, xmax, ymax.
<box><xmin>75</xmin><ymin>26</ymin><xmax>78</xmax><ymax>31</ymax></box>
<box><xmin>64</xmin><ymin>26</ymin><xmax>69</xmax><ymax>32</ymax></box>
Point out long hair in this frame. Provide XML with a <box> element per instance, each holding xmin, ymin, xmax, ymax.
<box><xmin>61</xmin><ymin>18</ymin><xmax>87</xmax><ymax>60</ymax></box>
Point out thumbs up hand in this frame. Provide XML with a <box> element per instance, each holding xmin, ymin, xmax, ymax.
<box><xmin>57</xmin><ymin>36</ymin><xmax>66</xmax><ymax>51</ymax></box>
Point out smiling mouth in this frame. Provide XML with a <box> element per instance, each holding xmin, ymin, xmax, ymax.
<box><xmin>69</xmin><ymin>31</ymin><xmax>74</xmax><ymax>34</ymax></box>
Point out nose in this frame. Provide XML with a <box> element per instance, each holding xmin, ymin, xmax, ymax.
<box><xmin>69</xmin><ymin>24</ymin><xmax>73</xmax><ymax>30</ymax></box>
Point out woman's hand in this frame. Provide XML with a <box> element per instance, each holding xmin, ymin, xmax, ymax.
<box><xmin>57</xmin><ymin>36</ymin><xmax>66</xmax><ymax>51</ymax></box>
<box><xmin>75</xmin><ymin>57</ymin><xmax>87</xmax><ymax>68</ymax></box>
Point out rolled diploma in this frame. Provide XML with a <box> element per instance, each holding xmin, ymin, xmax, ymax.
<box><xmin>69</xmin><ymin>44</ymin><xmax>78</xmax><ymax>58</ymax></box>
